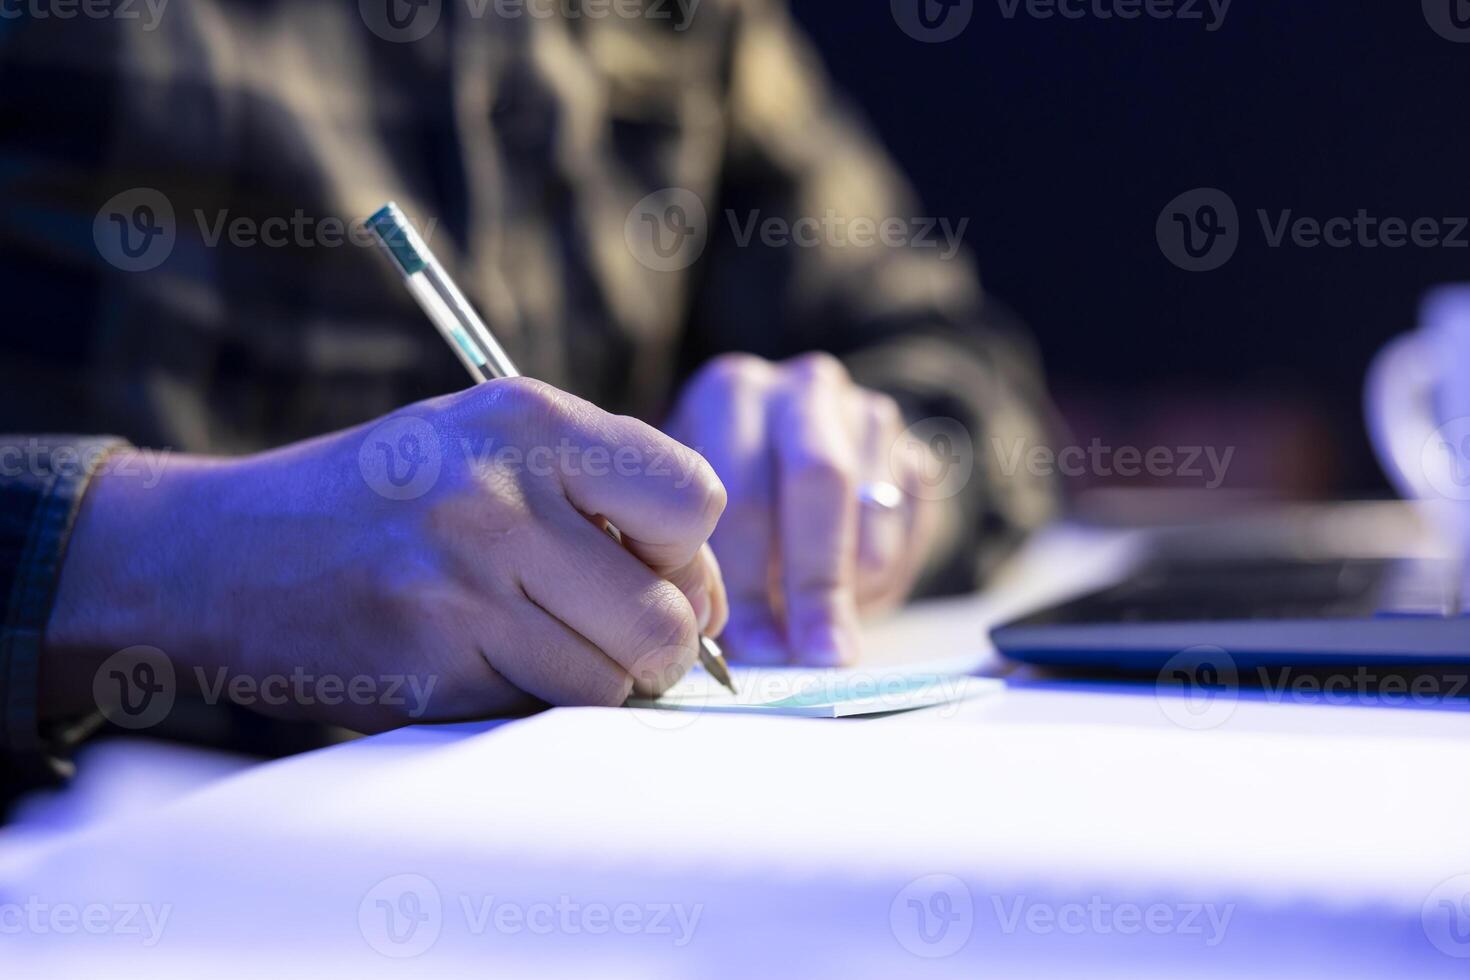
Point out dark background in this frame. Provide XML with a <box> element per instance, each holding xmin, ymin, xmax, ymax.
<box><xmin>794</xmin><ymin>0</ymin><xmax>1469</xmax><ymax>496</ymax></box>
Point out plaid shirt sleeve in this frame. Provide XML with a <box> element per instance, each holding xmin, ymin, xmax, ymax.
<box><xmin>0</xmin><ymin>436</ymin><xmax>125</xmax><ymax>803</ymax></box>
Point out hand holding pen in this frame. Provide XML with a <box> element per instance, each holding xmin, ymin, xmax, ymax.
<box><xmin>368</xmin><ymin>202</ymin><xmax>738</xmax><ymax>695</ymax></box>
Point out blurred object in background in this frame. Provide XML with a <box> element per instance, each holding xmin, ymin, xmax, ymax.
<box><xmin>1052</xmin><ymin>385</ymin><xmax>1339</xmax><ymax>498</ymax></box>
<box><xmin>796</xmin><ymin>0</ymin><xmax>1470</xmax><ymax>497</ymax></box>
<box><xmin>1365</xmin><ymin>284</ymin><xmax>1470</xmax><ymax>555</ymax></box>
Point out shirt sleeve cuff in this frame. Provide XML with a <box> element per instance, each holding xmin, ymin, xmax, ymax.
<box><xmin>0</xmin><ymin>436</ymin><xmax>129</xmax><ymax>795</ymax></box>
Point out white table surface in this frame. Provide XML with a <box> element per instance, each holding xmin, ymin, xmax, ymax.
<box><xmin>4</xmin><ymin>521</ymin><xmax>1470</xmax><ymax>979</ymax></box>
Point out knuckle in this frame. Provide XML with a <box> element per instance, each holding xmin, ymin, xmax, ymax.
<box><xmin>788</xmin><ymin>451</ymin><xmax>856</xmax><ymax>501</ymax></box>
<box><xmin>483</xmin><ymin>376</ymin><xmax>575</xmax><ymax>426</ymax></box>
<box><xmin>787</xmin><ymin>351</ymin><xmax>848</xmax><ymax>387</ymax></box>
<box><xmin>870</xmin><ymin>392</ymin><xmax>904</xmax><ymax>430</ymax></box>
<box><xmin>789</xmin><ymin>572</ymin><xmax>845</xmax><ymax>604</ymax></box>
<box><xmin>680</xmin><ymin>451</ymin><xmax>728</xmax><ymax>532</ymax></box>
<box><xmin>700</xmin><ymin>352</ymin><xmax>770</xmax><ymax>393</ymax></box>
<box><xmin>646</xmin><ymin>437</ymin><xmax>727</xmax><ymax>535</ymax></box>
<box><xmin>625</xmin><ymin>584</ymin><xmax>700</xmax><ymax>670</ymax></box>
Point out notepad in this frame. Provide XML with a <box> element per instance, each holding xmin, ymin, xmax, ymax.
<box><xmin>626</xmin><ymin>666</ymin><xmax>1000</xmax><ymax>717</ymax></box>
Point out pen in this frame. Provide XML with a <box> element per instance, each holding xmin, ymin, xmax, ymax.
<box><xmin>367</xmin><ymin>201</ymin><xmax>738</xmax><ymax>697</ymax></box>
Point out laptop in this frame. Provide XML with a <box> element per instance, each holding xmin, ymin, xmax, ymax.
<box><xmin>990</xmin><ymin>502</ymin><xmax>1470</xmax><ymax>672</ymax></box>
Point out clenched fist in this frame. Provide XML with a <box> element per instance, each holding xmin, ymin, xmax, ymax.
<box><xmin>666</xmin><ymin>353</ymin><xmax>942</xmax><ymax>668</ymax></box>
<box><xmin>45</xmin><ymin>379</ymin><xmax>728</xmax><ymax>731</ymax></box>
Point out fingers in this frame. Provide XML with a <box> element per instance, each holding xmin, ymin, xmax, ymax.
<box><xmin>664</xmin><ymin>544</ymin><xmax>729</xmax><ymax>637</ymax></box>
<box><xmin>581</xmin><ymin>515</ymin><xmax>726</xmax><ymax>637</ymax></box>
<box><xmin>670</xmin><ymin>355</ymin><xmax>787</xmax><ymax>664</ymax></box>
<box><xmin>470</xmin><ymin>378</ymin><xmax>727</xmax><ymax>576</ymax></box>
<box><xmin>516</xmin><ymin>501</ymin><xmax>702</xmax><ymax>697</ymax></box>
<box><xmin>774</xmin><ymin>355</ymin><xmax>862</xmax><ymax>667</ymax></box>
<box><xmin>485</xmin><ymin>600</ymin><xmax>637</xmax><ymax>707</ymax></box>
<box><xmin>854</xmin><ymin>389</ymin><xmax>912</xmax><ymax>611</ymax></box>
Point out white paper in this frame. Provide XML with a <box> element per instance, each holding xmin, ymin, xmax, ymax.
<box><xmin>626</xmin><ymin>666</ymin><xmax>1001</xmax><ymax>717</ymax></box>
